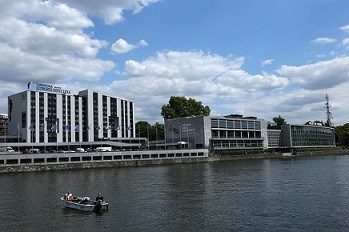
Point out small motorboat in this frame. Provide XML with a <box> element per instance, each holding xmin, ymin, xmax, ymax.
<box><xmin>61</xmin><ymin>194</ymin><xmax>108</xmax><ymax>212</ymax></box>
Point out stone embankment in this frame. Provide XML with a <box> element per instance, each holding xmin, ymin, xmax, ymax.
<box><xmin>0</xmin><ymin>149</ymin><xmax>348</xmax><ymax>173</ymax></box>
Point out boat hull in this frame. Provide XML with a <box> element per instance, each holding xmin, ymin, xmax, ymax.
<box><xmin>61</xmin><ymin>197</ymin><xmax>108</xmax><ymax>212</ymax></box>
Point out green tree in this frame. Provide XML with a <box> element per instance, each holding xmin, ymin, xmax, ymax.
<box><xmin>335</xmin><ymin>123</ymin><xmax>349</xmax><ymax>147</ymax></box>
<box><xmin>135</xmin><ymin>121</ymin><xmax>151</xmax><ymax>138</ymax></box>
<box><xmin>272</xmin><ymin>115</ymin><xmax>287</xmax><ymax>126</ymax></box>
<box><xmin>161</xmin><ymin>96</ymin><xmax>210</xmax><ymax>119</ymax></box>
<box><xmin>135</xmin><ymin>121</ymin><xmax>164</xmax><ymax>141</ymax></box>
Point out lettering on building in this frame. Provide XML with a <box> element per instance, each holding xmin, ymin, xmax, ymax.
<box><xmin>36</xmin><ymin>83</ymin><xmax>71</xmax><ymax>95</ymax></box>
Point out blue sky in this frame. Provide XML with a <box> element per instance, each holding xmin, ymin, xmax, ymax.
<box><xmin>1</xmin><ymin>0</ymin><xmax>349</xmax><ymax>125</ymax></box>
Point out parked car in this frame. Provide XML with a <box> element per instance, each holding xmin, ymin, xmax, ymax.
<box><xmin>76</xmin><ymin>148</ymin><xmax>87</xmax><ymax>153</ymax></box>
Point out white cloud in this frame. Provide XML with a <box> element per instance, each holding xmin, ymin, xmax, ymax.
<box><xmin>261</xmin><ymin>59</ymin><xmax>273</xmax><ymax>66</ymax></box>
<box><xmin>103</xmin><ymin>50</ymin><xmax>289</xmax><ymax>122</ymax></box>
<box><xmin>217</xmin><ymin>70</ymin><xmax>288</xmax><ymax>92</ymax></box>
<box><xmin>111</xmin><ymin>38</ymin><xmax>148</xmax><ymax>54</ymax></box>
<box><xmin>123</xmin><ymin>50</ymin><xmax>244</xmax><ymax>80</ymax></box>
<box><xmin>343</xmin><ymin>38</ymin><xmax>349</xmax><ymax>47</ymax></box>
<box><xmin>311</xmin><ymin>37</ymin><xmax>337</xmax><ymax>44</ymax></box>
<box><xmin>0</xmin><ymin>0</ymin><xmax>93</xmax><ymax>33</ymax></box>
<box><xmin>0</xmin><ymin>18</ymin><xmax>106</xmax><ymax>58</ymax></box>
<box><xmin>340</xmin><ymin>24</ymin><xmax>349</xmax><ymax>32</ymax></box>
<box><xmin>111</xmin><ymin>39</ymin><xmax>136</xmax><ymax>54</ymax></box>
<box><xmin>0</xmin><ymin>0</ymin><xmax>115</xmax><ymax>84</ymax></box>
<box><xmin>278</xmin><ymin>56</ymin><xmax>349</xmax><ymax>90</ymax></box>
<box><xmin>58</xmin><ymin>0</ymin><xmax>159</xmax><ymax>24</ymax></box>
<box><xmin>138</xmin><ymin>39</ymin><xmax>149</xmax><ymax>47</ymax></box>
<box><xmin>0</xmin><ymin>43</ymin><xmax>115</xmax><ymax>83</ymax></box>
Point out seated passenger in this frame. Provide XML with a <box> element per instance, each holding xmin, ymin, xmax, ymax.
<box><xmin>95</xmin><ymin>193</ymin><xmax>104</xmax><ymax>201</ymax></box>
<box><xmin>67</xmin><ymin>192</ymin><xmax>73</xmax><ymax>201</ymax></box>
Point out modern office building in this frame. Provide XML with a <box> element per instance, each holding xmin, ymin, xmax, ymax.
<box><xmin>165</xmin><ymin>115</ymin><xmax>336</xmax><ymax>151</ymax></box>
<box><xmin>279</xmin><ymin>124</ymin><xmax>335</xmax><ymax>148</ymax></box>
<box><xmin>7</xmin><ymin>83</ymin><xmax>135</xmax><ymax>146</ymax></box>
<box><xmin>267</xmin><ymin>128</ymin><xmax>282</xmax><ymax>148</ymax></box>
<box><xmin>165</xmin><ymin>114</ymin><xmax>268</xmax><ymax>150</ymax></box>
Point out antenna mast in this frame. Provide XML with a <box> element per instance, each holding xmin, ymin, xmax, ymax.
<box><xmin>324</xmin><ymin>94</ymin><xmax>333</xmax><ymax>127</ymax></box>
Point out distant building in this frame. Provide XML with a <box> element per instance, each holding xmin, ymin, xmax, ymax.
<box><xmin>279</xmin><ymin>124</ymin><xmax>335</xmax><ymax>148</ymax></box>
<box><xmin>165</xmin><ymin>115</ymin><xmax>336</xmax><ymax>151</ymax></box>
<box><xmin>7</xmin><ymin>83</ymin><xmax>135</xmax><ymax>146</ymax></box>
<box><xmin>165</xmin><ymin>114</ymin><xmax>268</xmax><ymax>150</ymax></box>
<box><xmin>267</xmin><ymin>128</ymin><xmax>282</xmax><ymax>148</ymax></box>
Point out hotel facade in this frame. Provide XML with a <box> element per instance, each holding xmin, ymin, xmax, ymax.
<box><xmin>7</xmin><ymin>83</ymin><xmax>135</xmax><ymax>145</ymax></box>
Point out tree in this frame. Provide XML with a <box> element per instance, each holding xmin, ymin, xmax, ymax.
<box><xmin>135</xmin><ymin>121</ymin><xmax>151</xmax><ymax>138</ymax></box>
<box><xmin>335</xmin><ymin>123</ymin><xmax>349</xmax><ymax>147</ymax></box>
<box><xmin>272</xmin><ymin>115</ymin><xmax>287</xmax><ymax>126</ymax></box>
<box><xmin>135</xmin><ymin>121</ymin><xmax>165</xmax><ymax>141</ymax></box>
<box><xmin>161</xmin><ymin>96</ymin><xmax>210</xmax><ymax>119</ymax></box>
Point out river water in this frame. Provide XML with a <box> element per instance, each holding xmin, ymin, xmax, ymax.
<box><xmin>1</xmin><ymin>155</ymin><xmax>349</xmax><ymax>232</ymax></box>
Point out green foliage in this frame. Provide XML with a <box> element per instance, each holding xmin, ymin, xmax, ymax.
<box><xmin>272</xmin><ymin>115</ymin><xmax>287</xmax><ymax>125</ymax></box>
<box><xmin>335</xmin><ymin>123</ymin><xmax>349</xmax><ymax>147</ymax></box>
<box><xmin>161</xmin><ymin>96</ymin><xmax>210</xmax><ymax>119</ymax></box>
<box><xmin>135</xmin><ymin>121</ymin><xmax>164</xmax><ymax>141</ymax></box>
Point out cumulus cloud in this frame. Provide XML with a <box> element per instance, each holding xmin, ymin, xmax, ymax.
<box><xmin>217</xmin><ymin>70</ymin><xmax>289</xmax><ymax>92</ymax></box>
<box><xmin>261</xmin><ymin>59</ymin><xmax>273</xmax><ymax>66</ymax></box>
<box><xmin>340</xmin><ymin>24</ymin><xmax>349</xmax><ymax>32</ymax></box>
<box><xmin>101</xmin><ymin>50</ymin><xmax>291</xmax><ymax>122</ymax></box>
<box><xmin>138</xmin><ymin>39</ymin><xmax>149</xmax><ymax>47</ymax></box>
<box><xmin>0</xmin><ymin>18</ymin><xmax>106</xmax><ymax>58</ymax></box>
<box><xmin>0</xmin><ymin>43</ymin><xmax>115</xmax><ymax>83</ymax></box>
<box><xmin>0</xmin><ymin>0</ymin><xmax>118</xmax><ymax>84</ymax></box>
<box><xmin>123</xmin><ymin>50</ymin><xmax>244</xmax><ymax>79</ymax></box>
<box><xmin>111</xmin><ymin>39</ymin><xmax>136</xmax><ymax>54</ymax></box>
<box><xmin>0</xmin><ymin>0</ymin><xmax>93</xmax><ymax>33</ymax></box>
<box><xmin>111</xmin><ymin>38</ymin><xmax>148</xmax><ymax>54</ymax></box>
<box><xmin>58</xmin><ymin>0</ymin><xmax>159</xmax><ymax>24</ymax></box>
<box><xmin>278</xmin><ymin>56</ymin><xmax>349</xmax><ymax>90</ymax></box>
<box><xmin>311</xmin><ymin>37</ymin><xmax>337</xmax><ymax>44</ymax></box>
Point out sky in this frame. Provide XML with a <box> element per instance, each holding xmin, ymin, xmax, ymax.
<box><xmin>0</xmin><ymin>0</ymin><xmax>349</xmax><ymax>125</ymax></box>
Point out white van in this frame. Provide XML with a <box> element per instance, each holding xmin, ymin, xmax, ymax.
<box><xmin>95</xmin><ymin>147</ymin><xmax>112</xmax><ymax>152</ymax></box>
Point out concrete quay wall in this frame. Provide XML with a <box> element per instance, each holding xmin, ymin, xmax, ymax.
<box><xmin>0</xmin><ymin>149</ymin><xmax>209</xmax><ymax>173</ymax></box>
<box><xmin>0</xmin><ymin>149</ymin><xmax>348</xmax><ymax>173</ymax></box>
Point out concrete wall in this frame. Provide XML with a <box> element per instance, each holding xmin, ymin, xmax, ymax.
<box><xmin>0</xmin><ymin>149</ymin><xmax>209</xmax><ymax>173</ymax></box>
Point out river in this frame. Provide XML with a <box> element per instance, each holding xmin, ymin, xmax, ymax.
<box><xmin>1</xmin><ymin>154</ymin><xmax>349</xmax><ymax>231</ymax></box>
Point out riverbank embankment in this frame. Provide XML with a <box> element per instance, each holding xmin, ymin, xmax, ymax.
<box><xmin>0</xmin><ymin>148</ymin><xmax>348</xmax><ymax>173</ymax></box>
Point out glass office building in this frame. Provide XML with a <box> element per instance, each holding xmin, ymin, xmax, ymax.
<box><xmin>280</xmin><ymin>124</ymin><xmax>335</xmax><ymax>148</ymax></box>
<box><xmin>165</xmin><ymin>114</ymin><xmax>268</xmax><ymax>150</ymax></box>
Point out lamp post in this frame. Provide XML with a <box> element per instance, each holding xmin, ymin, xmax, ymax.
<box><xmin>147</xmin><ymin>123</ymin><xmax>149</xmax><ymax>150</ymax></box>
<box><xmin>155</xmin><ymin>122</ymin><xmax>158</xmax><ymax>150</ymax></box>
<box><xmin>4</xmin><ymin>119</ymin><xmax>7</xmax><ymax>148</ymax></box>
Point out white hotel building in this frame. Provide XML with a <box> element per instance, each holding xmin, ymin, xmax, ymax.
<box><xmin>7</xmin><ymin>83</ymin><xmax>135</xmax><ymax>146</ymax></box>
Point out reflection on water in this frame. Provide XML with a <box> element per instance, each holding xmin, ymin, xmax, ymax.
<box><xmin>1</xmin><ymin>155</ymin><xmax>349</xmax><ymax>231</ymax></box>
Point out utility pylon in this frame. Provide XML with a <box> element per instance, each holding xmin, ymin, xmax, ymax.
<box><xmin>324</xmin><ymin>94</ymin><xmax>333</xmax><ymax>127</ymax></box>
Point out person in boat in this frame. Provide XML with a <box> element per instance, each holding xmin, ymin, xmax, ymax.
<box><xmin>64</xmin><ymin>191</ymin><xmax>71</xmax><ymax>200</ymax></box>
<box><xmin>80</xmin><ymin>197</ymin><xmax>90</xmax><ymax>205</ymax></box>
<box><xmin>95</xmin><ymin>193</ymin><xmax>104</xmax><ymax>201</ymax></box>
<box><xmin>67</xmin><ymin>192</ymin><xmax>73</xmax><ymax>201</ymax></box>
